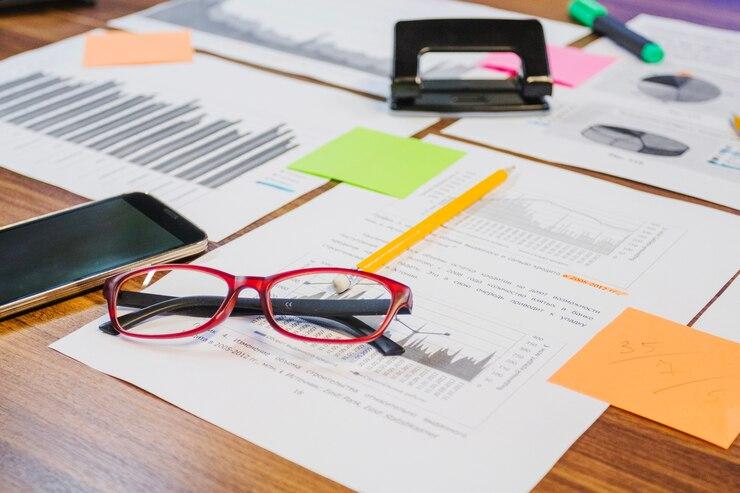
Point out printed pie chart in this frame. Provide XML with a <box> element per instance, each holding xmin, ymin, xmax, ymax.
<box><xmin>638</xmin><ymin>75</ymin><xmax>721</xmax><ymax>102</ymax></box>
<box><xmin>581</xmin><ymin>125</ymin><xmax>689</xmax><ymax>157</ymax></box>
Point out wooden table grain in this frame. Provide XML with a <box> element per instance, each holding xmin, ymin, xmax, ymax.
<box><xmin>0</xmin><ymin>1</ymin><xmax>738</xmax><ymax>491</ymax></box>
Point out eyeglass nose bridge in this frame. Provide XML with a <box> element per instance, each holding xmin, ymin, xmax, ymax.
<box><xmin>233</xmin><ymin>276</ymin><xmax>266</xmax><ymax>292</ymax></box>
<box><xmin>213</xmin><ymin>277</ymin><xmax>267</xmax><ymax>322</ymax></box>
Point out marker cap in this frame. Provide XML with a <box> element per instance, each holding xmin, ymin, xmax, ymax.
<box><xmin>641</xmin><ymin>43</ymin><xmax>665</xmax><ymax>63</ymax></box>
<box><xmin>569</xmin><ymin>0</ymin><xmax>608</xmax><ymax>27</ymax></box>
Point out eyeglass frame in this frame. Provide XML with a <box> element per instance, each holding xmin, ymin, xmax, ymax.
<box><xmin>102</xmin><ymin>264</ymin><xmax>413</xmax><ymax>345</ymax></box>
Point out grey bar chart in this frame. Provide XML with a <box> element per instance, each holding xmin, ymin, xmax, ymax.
<box><xmin>0</xmin><ymin>71</ymin><xmax>298</xmax><ymax>188</ymax></box>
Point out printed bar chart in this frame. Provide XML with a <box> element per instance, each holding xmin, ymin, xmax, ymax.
<box><xmin>0</xmin><ymin>71</ymin><xmax>298</xmax><ymax>189</ymax></box>
<box><xmin>0</xmin><ymin>36</ymin><xmax>433</xmax><ymax>241</ymax></box>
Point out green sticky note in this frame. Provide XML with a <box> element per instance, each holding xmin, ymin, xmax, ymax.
<box><xmin>289</xmin><ymin>127</ymin><xmax>465</xmax><ymax>198</ymax></box>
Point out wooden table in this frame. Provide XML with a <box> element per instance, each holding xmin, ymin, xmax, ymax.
<box><xmin>1</xmin><ymin>1</ymin><xmax>737</xmax><ymax>491</ymax></box>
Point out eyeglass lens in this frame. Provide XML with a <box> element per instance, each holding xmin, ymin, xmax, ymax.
<box><xmin>268</xmin><ymin>272</ymin><xmax>393</xmax><ymax>341</ymax></box>
<box><xmin>114</xmin><ymin>268</ymin><xmax>229</xmax><ymax>336</ymax></box>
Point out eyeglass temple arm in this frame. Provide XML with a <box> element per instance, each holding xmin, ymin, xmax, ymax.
<box><xmin>115</xmin><ymin>291</ymin><xmax>410</xmax><ymax>317</ymax></box>
<box><xmin>100</xmin><ymin>291</ymin><xmax>405</xmax><ymax>356</ymax></box>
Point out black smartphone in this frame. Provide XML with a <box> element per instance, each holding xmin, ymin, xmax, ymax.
<box><xmin>0</xmin><ymin>0</ymin><xmax>95</xmax><ymax>9</ymax></box>
<box><xmin>0</xmin><ymin>192</ymin><xmax>207</xmax><ymax>319</ymax></box>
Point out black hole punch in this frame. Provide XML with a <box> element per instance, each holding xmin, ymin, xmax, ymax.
<box><xmin>390</xmin><ymin>19</ymin><xmax>552</xmax><ymax>113</ymax></box>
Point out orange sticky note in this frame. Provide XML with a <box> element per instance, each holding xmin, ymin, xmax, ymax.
<box><xmin>550</xmin><ymin>307</ymin><xmax>740</xmax><ymax>448</ymax></box>
<box><xmin>83</xmin><ymin>31</ymin><xmax>194</xmax><ymax>67</ymax></box>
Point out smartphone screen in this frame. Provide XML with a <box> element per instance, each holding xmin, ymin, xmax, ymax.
<box><xmin>0</xmin><ymin>193</ymin><xmax>206</xmax><ymax>308</ymax></box>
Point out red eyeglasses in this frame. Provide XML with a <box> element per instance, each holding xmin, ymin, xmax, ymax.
<box><xmin>99</xmin><ymin>264</ymin><xmax>413</xmax><ymax>356</ymax></box>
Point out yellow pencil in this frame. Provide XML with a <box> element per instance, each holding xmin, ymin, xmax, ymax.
<box><xmin>358</xmin><ymin>166</ymin><xmax>513</xmax><ymax>273</ymax></box>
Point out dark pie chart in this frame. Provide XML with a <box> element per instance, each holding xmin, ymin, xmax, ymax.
<box><xmin>638</xmin><ymin>75</ymin><xmax>721</xmax><ymax>102</ymax></box>
<box><xmin>581</xmin><ymin>125</ymin><xmax>689</xmax><ymax>157</ymax></box>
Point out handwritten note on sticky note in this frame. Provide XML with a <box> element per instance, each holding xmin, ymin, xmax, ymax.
<box><xmin>550</xmin><ymin>308</ymin><xmax>740</xmax><ymax>448</ymax></box>
<box><xmin>289</xmin><ymin>127</ymin><xmax>465</xmax><ymax>198</ymax></box>
<box><xmin>482</xmin><ymin>45</ymin><xmax>616</xmax><ymax>88</ymax></box>
<box><xmin>83</xmin><ymin>31</ymin><xmax>194</xmax><ymax>67</ymax></box>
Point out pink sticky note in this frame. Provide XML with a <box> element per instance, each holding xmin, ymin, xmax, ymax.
<box><xmin>481</xmin><ymin>45</ymin><xmax>616</xmax><ymax>88</ymax></box>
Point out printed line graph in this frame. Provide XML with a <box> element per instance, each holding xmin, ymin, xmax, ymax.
<box><xmin>459</xmin><ymin>196</ymin><xmax>639</xmax><ymax>256</ymax></box>
<box><xmin>384</xmin><ymin>301</ymin><xmax>524</xmax><ymax>382</ymax></box>
<box><xmin>143</xmin><ymin>0</ymin><xmax>476</xmax><ymax>80</ymax></box>
<box><xmin>257</xmin><ymin>259</ymin><xmax>556</xmax><ymax>387</ymax></box>
<box><xmin>146</xmin><ymin>0</ymin><xmax>390</xmax><ymax>76</ymax></box>
<box><xmin>436</xmin><ymin>192</ymin><xmax>680</xmax><ymax>286</ymax></box>
<box><xmin>396</xmin><ymin>332</ymin><xmax>497</xmax><ymax>382</ymax></box>
<box><xmin>283</xmin><ymin>276</ymin><xmax>514</xmax><ymax>382</ymax></box>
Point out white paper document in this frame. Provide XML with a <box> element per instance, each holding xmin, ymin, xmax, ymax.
<box><xmin>694</xmin><ymin>277</ymin><xmax>740</xmax><ymax>343</ymax></box>
<box><xmin>110</xmin><ymin>0</ymin><xmax>588</xmax><ymax>97</ymax></box>
<box><xmin>0</xmin><ymin>35</ymin><xmax>433</xmax><ymax>240</ymax></box>
<box><xmin>583</xmin><ymin>15</ymin><xmax>740</xmax><ymax>122</ymax></box>
<box><xmin>443</xmin><ymin>15</ymin><xmax>740</xmax><ymax>209</ymax></box>
<box><xmin>53</xmin><ymin>138</ymin><xmax>740</xmax><ymax>492</ymax></box>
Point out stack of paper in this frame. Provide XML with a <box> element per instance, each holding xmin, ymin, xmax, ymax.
<box><xmin>0</xmin><ymin>3</ymin><xmax>733</xmax><ymax>490</ymax></box>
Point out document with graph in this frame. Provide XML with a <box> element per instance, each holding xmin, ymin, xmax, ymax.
<box><xmin>0</xmin><ymin>35</ymin><xmax>433</xmax><ymax>240</ymax></box>
<box><xmin>582</xmin><ymin>15</ymin><xmax>740</xmax><ymax>122</ymax></box>
<box><xmin>52</xmin><ymin>138</ymin><xmax>740</xmax><ymax>492</ymax></box>
<box><xmin>110</xmin><ymin>0</ymin><xmax>588</xmax><ymax>97</ymax></box>
<box><xmin>443</xmin><ymin>15</ymin><xmax>740</xmax><ymax>209</ymax></box>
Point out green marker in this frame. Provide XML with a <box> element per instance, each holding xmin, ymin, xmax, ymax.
<box><xmin>569</xmin><ymin>0</ymin><xmax>664</xmax><ymax>63</ymax></box>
